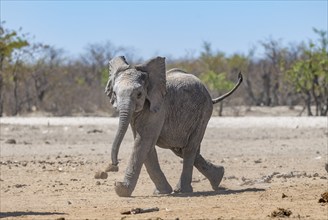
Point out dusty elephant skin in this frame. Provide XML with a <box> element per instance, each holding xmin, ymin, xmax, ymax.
<box><xmin>104</xmin><ymin>56</ymin><xmax>242</xmax><ymax>197</ymax></box>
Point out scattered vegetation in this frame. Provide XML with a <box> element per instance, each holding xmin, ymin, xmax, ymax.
<box><xmin>0</xmin><ymin>22</ymin><xmax>327</xmax><ymax>116</ymax></box>
<box><xmin>286</xmin><ymin>29</ymin><xmax>328</xmax><ymax>116</ymax></box>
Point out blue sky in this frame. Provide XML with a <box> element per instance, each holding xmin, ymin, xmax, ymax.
<box><xmin>1</xmin><ymin>1</ymin><xmax>327</xmax><ymax>60</ymax></box>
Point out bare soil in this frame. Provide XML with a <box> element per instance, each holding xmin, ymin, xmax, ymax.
<box><xmin>0</xmin><ymin>117</ymin><xmax>327</xmax><ymax>220</ymax></box>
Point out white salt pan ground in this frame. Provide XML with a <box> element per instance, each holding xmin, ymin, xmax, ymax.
<box><xmin>1</xmin><ymin>116</ymin><xmax>327</xmax><ymax>128</ymax></box>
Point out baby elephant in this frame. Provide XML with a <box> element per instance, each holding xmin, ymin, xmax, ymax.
<box><xmin>105</xmin><ymin>56</ymin><xmax>242</xmax><ymax>197</ymax></box>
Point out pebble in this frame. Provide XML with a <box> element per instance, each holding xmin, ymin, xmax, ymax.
<box><xmin>5</xmin><ymin>139</ymin><xmax>16</xmax><ymax>144</ymax></box>
<box><xmin>94</xmin><ymin>171</ymin><xmax>108</xmax><ymax>179</ymax></box>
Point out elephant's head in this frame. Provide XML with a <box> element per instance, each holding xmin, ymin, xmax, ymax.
<box><xmin>105</xmin><ymin>56</ymin><xmax>166</xmax><ymax>169</ymax></box>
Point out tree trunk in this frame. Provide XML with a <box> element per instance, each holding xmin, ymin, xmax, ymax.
<box><xmin>305</xmin><ymin>91</ymin><xmax>313</xmax><ymax>116</ymax></box>
<box><xmin>244</xmin><ymin>76</ymin><xmax>259</xmax><ymax>105</ymax></box>
<box><xmin>218</xmin><ymin>101</ymin><xmax>223</xmax><ymax>116</ymax></box>
<box><xmin>262</xmin><ymin>72</ymin><xmax>271</xmax><ymax>106</ymax></box>
<box><xmin>13</xmin><ymin>71</ymin><xmax>18</xmax><ymax>116</ymax></box>
<box><xmin>272</xmin><ymin>82</ymin><xmax>279</xmax><ymax>106</ymax></box>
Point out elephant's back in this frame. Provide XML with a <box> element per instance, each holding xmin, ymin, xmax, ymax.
<box><xmin>165</xmin><ymin>70</ymin><xmax>212</xmax><ymax>107</ymax></box>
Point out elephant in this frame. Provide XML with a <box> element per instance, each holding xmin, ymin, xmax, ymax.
<box><xmin>104</xmin><ymin>56</ymin><xmax>243</xmax><ymax>197</ymax></box>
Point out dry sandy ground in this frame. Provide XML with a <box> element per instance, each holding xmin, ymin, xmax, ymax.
<box><xmin>0</xmin><ymin>117</ymin><xmax>327</xmax><ymax>220</ymax></box>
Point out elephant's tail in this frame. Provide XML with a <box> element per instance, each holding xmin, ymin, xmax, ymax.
<box><xmin>212</xmin><ymin>72</ymin><xmax>243</xmax><ymax>104</ymax></box>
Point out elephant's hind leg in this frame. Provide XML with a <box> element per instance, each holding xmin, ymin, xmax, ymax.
<box><xmin>172</xmin><ymin>147</ymin><xmax>198</xmax><ymax>193</ymax></box>
<box><xmin>194</xmin><ymin>154</ymin><xmax>224</xmax><ymax>191</ymax></box>
<box><xmin>144</xmin><ymin>147</ymin><xmax>173</xmax><ymax>195</ymax></box>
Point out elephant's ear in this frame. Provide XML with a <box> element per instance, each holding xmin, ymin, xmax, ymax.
<box><xmin>105</xmin><ymin>56</ymin><xmax>129</xmax><ymax>105</ymax></box>
<box><xmin>136</xmin><ymin>57</ymin><xmax>166</xmax><ymax>113</ymax></box>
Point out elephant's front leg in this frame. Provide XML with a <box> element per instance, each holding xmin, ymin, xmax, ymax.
<box><xmin>114</xmin><ymin>137</ymin><xmax>149</xmax><ymax>197</ymax></box>
<box><xmin>115</xmin><ymin>115</ymin><xmax>165</xmax><ymax>197</ymax></box>
<box><xmin>144</xmin><ymin>147</ymin><xmax>172</xmax><ymax>195</ymax></box>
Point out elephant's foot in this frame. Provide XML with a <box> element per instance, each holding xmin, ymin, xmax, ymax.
<box><xmin>173</xmin><ymin>184</ymin><xmax>193</xmax><ymax>194</ymax></box>
<box><xmin>115</xmin><ymin>182</ymin><xmax>132</xmax><ymax>197</ymax></box>
<box><xmin>207</xmin><ymin>165</ymin><xmax>224</xmax><ymax>191</ymax></box>
<box><xmin>153</xmin><ymin>185</ymin><xmax>173</xmax><ymax>195</ymax></box>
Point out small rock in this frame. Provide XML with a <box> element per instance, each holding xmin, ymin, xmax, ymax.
<box><xmin>318</xmin><ymin>191</ymin><xmax>328</xmax><ymax>203</ymax></box>
<box><xmin>5</xmin><ymin>139</ymin><xmax>16</xmax><ymax>144</ymax></box>
<box><xmin>96</xmin><ymin>181</ymin><xmax>101</xmax><ymax>185</ymax></box>
<box><xmin>14</xmin><ymin>184</ymin><xmax>27</xmax><ymax>188</ymax></box>
<box><xmin>87</xmin><ymin>129</ymin><xmax>103</xmax><ymax>134</ymax></box>
<box><xmin>271</xmin><ymin>208</ymin><xmax>292</xmax><ymax>218</ymax></box>
<box><xmin>325</xmin><ymin>163</ymin><xmax>328</xmax><ymax>173</ymax></box>
<box><xmin>226</xmin><ymin>175</ymin><xmax>239</xmax><ymax>180</ymax></box>
<box><xmin>282</xmin><ymin>193</ymin><xmax>288</xmax><ymax>198</ymax></box>
<box><xmin>254</xmin><ymin>159</ymin><xmax>262</xmax><ymax>164</ymax></box>
<box><xmin>191</xmin><ymin>178</ymin><xmax>200</xmax><ymax>183</ymax></box>
<box><xmin>94</xmin><ymin>171</ymin><xmax>108</xmax><ymax>179</ymax></box>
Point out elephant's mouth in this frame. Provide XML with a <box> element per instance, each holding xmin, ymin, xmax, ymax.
<box><xmin>134</xmin><ymin>96</ymin><xmax>147</xmax><ymax>113</ymax></box>
<box><xmin>135</xmin><ymin>104</ymin><xmax>144</xmax><ymax>113</ymax></box>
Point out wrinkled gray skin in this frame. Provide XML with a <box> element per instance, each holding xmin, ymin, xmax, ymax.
<box><xmin>105</xmin><ymin>56</ymin><xmax>243</xmax><ymax>197</ymax></box>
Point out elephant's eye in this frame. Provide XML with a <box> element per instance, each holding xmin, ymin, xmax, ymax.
<box><xmin>137</xmin><ymin>92</ymin><xmax>142</xmax><ymax>99</ymax></box>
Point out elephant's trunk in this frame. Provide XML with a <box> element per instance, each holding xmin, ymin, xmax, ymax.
<box><xmin>111</xmin><ymin>107</ymin><xmax>132</xmax><ymax>166</ymax></box>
